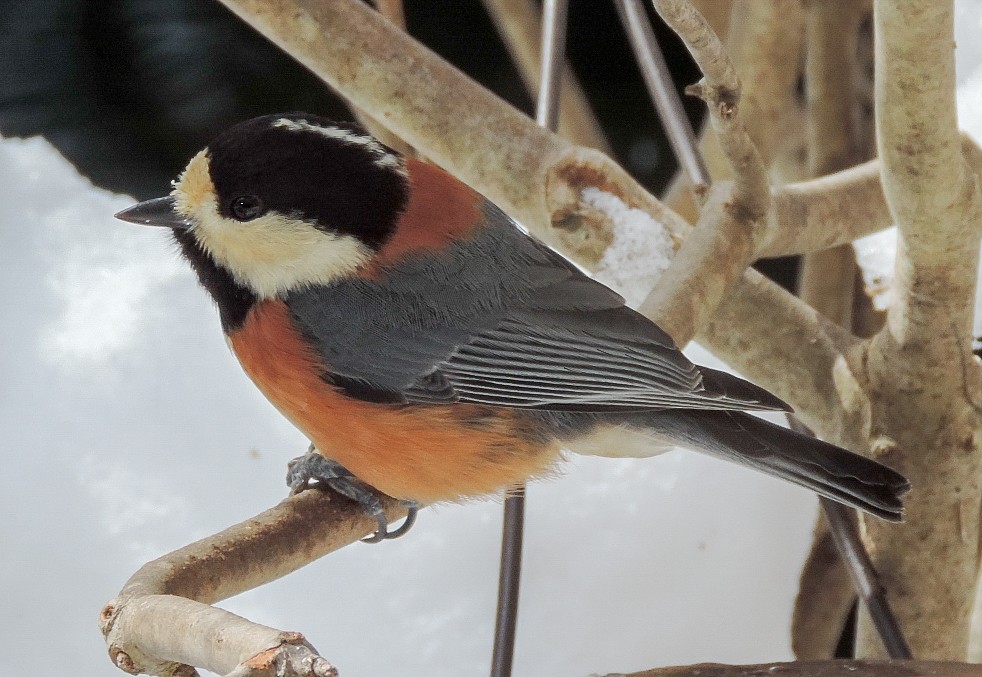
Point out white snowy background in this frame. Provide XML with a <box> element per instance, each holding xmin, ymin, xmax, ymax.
<box><xmin>4</xmin><ymin>4</ymin><xmax>982</xmax><ymax>676</ymax></box>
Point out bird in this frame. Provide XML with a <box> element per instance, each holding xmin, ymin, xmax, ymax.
<box><xmin>115</xmin><ymin>112</ymin><xmax>909</xmax><ymax>541</ymax></box>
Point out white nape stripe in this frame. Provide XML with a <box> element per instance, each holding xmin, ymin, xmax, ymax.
<box><xmin>271</xmin><ymin>118</ymin><xmax>403</xmax><ymax>171</ymax></box>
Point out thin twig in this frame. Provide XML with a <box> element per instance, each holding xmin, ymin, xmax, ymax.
<box><xmin>639</xmin><ymin>0</ymin><xmax>770</xmax><ymax>344</ymax></box>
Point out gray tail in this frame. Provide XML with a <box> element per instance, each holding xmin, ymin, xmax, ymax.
<box><xmin>638</xmin><ymin>409</ymin><xmax>909</xmax><ymax>521</ymax></box>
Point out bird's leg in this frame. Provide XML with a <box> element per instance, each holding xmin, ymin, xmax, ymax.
<box><xmin>286</xmin><ymin>445</ymin><xmax>419</xmax><ymax>542</ymax></box>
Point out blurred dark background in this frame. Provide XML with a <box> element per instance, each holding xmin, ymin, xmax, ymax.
<box><xmin>0</xmin><ymin>0</ymin><xmax>796</xmax><ymax>285</ymax></box>
<box><xmin>0</xmin><ymin>1</ymin><xmax>700</xmax><ymax>198</ymax></box>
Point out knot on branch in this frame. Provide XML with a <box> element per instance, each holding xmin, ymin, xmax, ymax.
<box><xmin>685</xmin><ymin>81</ymin><xmax>740</xmax><ymax>121</ymax></box>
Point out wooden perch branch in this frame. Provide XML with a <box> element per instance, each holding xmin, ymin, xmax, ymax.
<box><xmin>874</xmin><ymin>1</ymin><xmax>982</xmax><ymax>362</ymax></box>
<box><xmin>349</xmin><ymin>1</ymin><xmax>416</xmax><ymax>157</ymax></box>
<box><xmin>101</xmin><ymin>491</ymin><xmax>409</xmax><ymax>676</ymax></box>
<box><xmin>721</xmin><ymin>0</ymin><xmax>805</xmax><ymax>168</ymax></box>
<box><xmin>613</xmin><ymin>660</ymin><xmax>982</xmax><ymax>677</ymax></box>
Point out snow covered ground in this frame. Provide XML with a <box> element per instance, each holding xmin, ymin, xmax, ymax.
<box><xmin>3</xmin><ymin>5</ymin><xmax>982</xmax><ymax>676</ymax></box>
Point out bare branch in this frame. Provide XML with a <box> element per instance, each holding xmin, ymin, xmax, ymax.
<box><xmin>792</xmin><ymin>526</ymin><xmax>856</xmax><ymax>659</ymax></box>
<box><xmin>849</xmin><ymin>0</ymin><xmax>982</xmax><ymax>659</ymax></box>
<box><xmin>763</xmin><ymin>161</ymin><xmax>888</xmax><ymax>257</ymax></box>
<box><xmin>610</xmin><ymin>660</ymin><xmax>982</xmax><ymax>677</ymax></box>
<box><xmin>101</xmin><ymin>491</ymin><xmax>409</xmax><ymax>675</ymax></box>
<box><xmin>641</xmin><ymin>0</ymin><xmax>770</xmax><ymax>343</ymax></box>
<box><xmin>663</xmin><ymin>0</ymin><xmax>805</xmax><ymax>222</ymax></box>
<box><xmin>372</xmin><ymin>0</ymin><xmax>404</xmax><ymax>27</ymax></box>
<box><xmin>792</xmin><ymin>3</ymin><xmax>871</xmax><ymax>657</ymax></box>
<box><xmin>640</xmin><ymin>182</ymin><xmax>757</xmax><ymax>343</ymax></box>
<box><xmin>352</xmin><ymin>1</ymin><xmax>417</xmax><ymax>156</ymax></box>
<box><xmin>723</xmin><ymin>0</ymin><xmax>806</xmax><ymax>168</ymax></box>
<box><xmin>762</xmin><ymin>135</ymin><xmax>982</xmax><ymax>258</ymax></box>
<box><xmin>874</xmin><ymin>0</ymin><xmax>982</xmax><ymax>369</ymax></box>
<box><xmin>797</xmin><ymin>0</ymin><xmax>867</xmax><ymax>329</ymax></box>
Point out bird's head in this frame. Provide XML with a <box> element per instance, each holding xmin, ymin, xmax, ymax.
<box><xmin>116</xmin><ymin>113</ymin><xmax>410</xmax><ymax>299</ymax></box>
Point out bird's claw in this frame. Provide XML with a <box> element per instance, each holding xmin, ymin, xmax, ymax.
<box><xmin>286</xmin><ymin>448</ymin><xmax>419</xmax><ymax>542</ymax></box>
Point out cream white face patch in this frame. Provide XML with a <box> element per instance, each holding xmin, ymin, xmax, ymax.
<box><xmin>271</xmin><ymin>117</ymin><xmax>404</xmax><ymax>171</ymax></box>
<box><xmin>172</xmin><ymin>152</ymin><xmax>373</xmax><ymax>299</ymax></box>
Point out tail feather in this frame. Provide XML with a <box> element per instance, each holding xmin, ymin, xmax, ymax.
<box><xmin>638</xmin><ymin>409</ymin><xmax>910</xmax><ymax>521</ymax></box>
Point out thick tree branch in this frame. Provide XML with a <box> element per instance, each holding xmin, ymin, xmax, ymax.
<box><xmin>849</xmin><ymin>0</ymin><xmax>982</xmax><ymax>659</ymax></box>
<box><xmin>761</xmin><ymin>134</ymin><xmax>982</xmax><ymax>258</ymax></box>
<box><xmin>351</xmin><ymin>1</ymin><xmax>417</xmax><ymax>157</ymax></box>
<box><xmin>697</xmin><ymin>267</ymin><xmax>859</xmax><ymax>432</ymax></box>
<box><xmin>763</xmin><ymin>161</ymin><xmax>887</xmax><ymax>257</ymax></box>
<box><xmin>874</xmin><ymin>1</ymin><xmax>982</xmax><ymax>368</ymax></box>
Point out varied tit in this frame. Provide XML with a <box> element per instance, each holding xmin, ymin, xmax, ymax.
<box><xmin>116</xmin><ymin>112</ymin><xmax>908</xmax><ymax>541</ymax></box>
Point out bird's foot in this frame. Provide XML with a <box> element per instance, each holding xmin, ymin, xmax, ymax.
<box><xmin>286</xmin><ymin>447</ymin><xmax>419</xmax><ymax>543</ymax></box>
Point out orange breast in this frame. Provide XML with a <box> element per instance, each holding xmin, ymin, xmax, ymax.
<box><xmin>227</xmin><ymin>300</ymin><xmax>559</xmax><ymax>503</ymax></box>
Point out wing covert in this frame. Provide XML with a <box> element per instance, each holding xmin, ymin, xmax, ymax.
<box><xmin>286</xmin><ymin>198</ymin><xmax>784</xmax><ymax>413</ymax></box>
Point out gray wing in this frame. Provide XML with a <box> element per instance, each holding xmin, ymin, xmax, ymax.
<box><xmin>286</xmin><ymin>200</ymin><xmax>787</xmax><ymax>413</ymax></box>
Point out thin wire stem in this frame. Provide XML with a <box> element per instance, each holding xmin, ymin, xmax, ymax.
<box><xmin>491</xmin><ymin>488</ymin><xmax>526</xmax><ymax>677</ymax></box>
<box><xmin>491</xmin><ymin>3</ymin><xmax>568</xmax><ymax>677</ymax></box>
<box><xmin>536</xmin><ymin>0</ymin><xmax>570</xmax><ymax>130</ymax></box>
<box><xmin>613</xmin><ymin>0</ymin><xmax>711</xmax><ymax>188</ymax></box>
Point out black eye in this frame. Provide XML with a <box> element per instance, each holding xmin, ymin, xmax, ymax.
<box><xmin>230</xmin><ymin>195</ymin><xmax>264</xmax><ymax>221</ymax></box>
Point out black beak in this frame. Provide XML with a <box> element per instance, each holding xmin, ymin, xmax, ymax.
<box><xmin>115</xmin><ymin>196</ymin><xmax>192</xmax><ymax>230</ymax></box>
